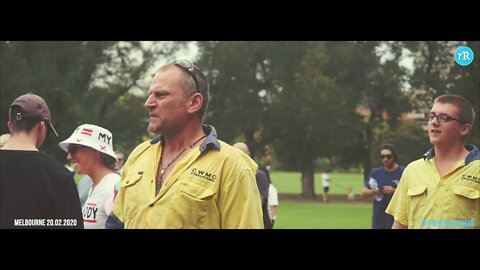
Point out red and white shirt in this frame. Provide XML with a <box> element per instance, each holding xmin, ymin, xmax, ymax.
<box><xmin>82</xmin><ymin>173</ymin><xmax>120</xmax><ymax>229</ymax></box>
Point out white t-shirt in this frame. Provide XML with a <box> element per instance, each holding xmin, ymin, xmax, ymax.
<box><xmin>321</xmin><ymin>173</ymin><xmax>330</xmax><ymax>188</ymax></box>
<box><xmin>268</xmin><ymin>184</ymin><xmax>278</xmax><ymax>220</ymax></box>
<box><xmin>82</xmin><ymin>172</ymin><xmax>120</xmax><ymax>229</ymax></box>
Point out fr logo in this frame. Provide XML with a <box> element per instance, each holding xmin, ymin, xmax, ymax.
<box><xmin>455</xmin><ymin>46</ymin><xmax>474</xmax><ymax>66</ymax></box>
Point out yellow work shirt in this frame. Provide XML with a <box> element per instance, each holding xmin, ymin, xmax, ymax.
<box><xmin>109</xmin><ymin>125</ymin><xmax>264</xmax><ymax>229</ymax></box>
<box><xmin>386</xmin><ymin>145</ymin><xmax>479</xmax><ymax>229</ymax></box>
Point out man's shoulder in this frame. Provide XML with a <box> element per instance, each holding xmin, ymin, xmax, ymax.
<box><xmin>2</xmin><ymin>150</ymin><xmax>69</xmax><ymax>173</ymax></box>
<box><xmin>256</xmin><ymin>168</ymin><xmax>268</xmax><ymax>179</ymax></box>
<box><xmin>216</xmin><ymin>140</ymin><xmax>246</xmax><ymax>158</ymax></box>
<box><xmin>37</xmin><ymin>153</ymin><xmax>74</xmax><ymax>180</ymax></box>
<box><xmin>404</xmin><ymin>158</ymin><xmax>427</xmax><ymax>171</ymax></box>
<box><xmin>14</xmin><ymin>151</ymin><xmax>73</xmax><ymax>181</ymax></box>
<box><xmin>130</xmin><ymin>140</ymin><xmax>155</xmax><ymax>156</ymax></box>
<box><xmin>216</xmin><ymin>140</ymin><xmax>258</xmax><ymax>172</ymax></box>
<box><xmin>216</xmin><ymin>140</ymin><xmax>236</xmax><ymax>153</ymax></box>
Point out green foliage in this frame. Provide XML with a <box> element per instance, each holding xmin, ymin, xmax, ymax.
<box><xmin>268</xmin><ymin>42</ymin><xmax>341</xmax><ymax>167</ymax></box>
<box><xmin>0</xmin><ymin>41</ymin><xmax>182</xmax><ymax>162</ymax></box>
<box><xmin>314</xmin><ymin>157</ymin><xmax>331</xmax><ymax>171</ymax></box>
<box><xmin>373</xmin><ymin>121</ymin><xmax>431</xmax><ymax>166</ymax></box>
<box><xmin>405</xmin><ymin>41</ymin><xmax>479</xmax><ymax>146</ymax></box>
<box><xmin>328</xmin><ymin>41</ymin><xmax>411</xmax><ymax>179</ymax></box>
<box><xmin>197</xmin><ymin>41</ymin><xmax>413</xmax><ymax>196</ymax></box>
<box><xmin>0</xmin><ymin>41</ymin><xmax>114</xmax><ymax>160</ymax></box>
<box><xmin>197</xmin><ymin>41</ymin><xmax>273</xmax><ymax>156</ymax></box>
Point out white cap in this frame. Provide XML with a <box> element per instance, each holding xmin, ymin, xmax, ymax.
<box><xmin>59</xmin><ymin>124</ymin><xmax>117</xmax><ymax>161</ymax></box>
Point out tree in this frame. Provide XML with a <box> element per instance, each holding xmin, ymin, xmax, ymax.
<box><xmin>197</xmin><ymin>41</ymin><xmax>273</xmax><ymax>156</ymax></box>
<box><xmin>266</xmin><ymin>41</ymin><xmax>347</xmax><ymax>198</ymax></box>
<box><xmin>0</xmin><ymin>41</ymin><xmax>185</xmax><ymax>161</ymax></box>
<box><xmin>374</xmin><ymin>121</ymin><xmax>431</xmax><ymax>167</ymax></box>
<box><xmin>404</xmin><ymin>41</ymin><xmax>479</xmax><ymax>146</ymax></box>
<box><xmin>0</xmin><ymin>41</ymin><xmax>113</xmax><ymax>159</ymax></box>
<box><xmin>319</xmin><ymin>41</ymin><xmax>411</xmax><ymax>181</ymax></box>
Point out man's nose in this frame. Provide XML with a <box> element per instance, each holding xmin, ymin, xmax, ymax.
<box><xmin>144</xmin><ymin>95</ymin><xmax>155</xmax><ymax>109</ymax></box>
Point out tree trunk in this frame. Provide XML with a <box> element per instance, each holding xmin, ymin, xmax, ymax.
<box><xmin>362</xmin><ymin>115</ymin><xmax>373</xmax><ymax>182</ymax></box>
<box><xmin>300</xmin><ymin>159</ymin><xmax>315</xmax><ymax>199</ymax></box>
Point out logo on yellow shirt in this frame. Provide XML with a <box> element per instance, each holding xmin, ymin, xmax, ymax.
<box><xmin>461</xmin><ymin>174</ymin><xmax>480</xmax><ymax>184</ymax></box>
<box><xmin>191</xmin><ymin>168</ymin><xmax>217</xmax><ymax>182</ymax></box>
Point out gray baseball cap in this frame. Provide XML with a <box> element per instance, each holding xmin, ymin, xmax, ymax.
<box><xmin>10</xmin><ymin>93</ymin><xmax>58</xmax><ymax>137</ymax></box>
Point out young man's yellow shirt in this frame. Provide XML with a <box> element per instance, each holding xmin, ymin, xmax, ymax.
<box><xmin>386</xmin><ymin>145</ymin><xmax>479</xmax><ymax>229</ymax></box>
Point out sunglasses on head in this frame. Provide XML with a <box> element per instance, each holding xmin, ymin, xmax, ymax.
<box><xmin>173</xmin><ymin>59</ymin><xmax>202</xmax><ymax>94</ymax></box>
<box><xmin>380</xmin><ymin>154</ymin><xmax>393</xmax><ymax>160</ymax></box>
<box><xmin>68</xmin><ymin>144</ymin><xmax>86</xmax><ymax>155</ymax></box>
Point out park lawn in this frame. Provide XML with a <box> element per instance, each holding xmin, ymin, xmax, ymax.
<box><xmin>270</xmin><ymin>171</ymin><xmax>365</xmax><ymax>195</ymax></box>
<box><xmin>274</xmin><ymin>201</ymin><xmax>372</xmax><ymax>229</ymax></box>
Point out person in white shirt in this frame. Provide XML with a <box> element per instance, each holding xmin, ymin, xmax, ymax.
<box><xmin>321</xmin><ymin>170</ymin><xmax>331</xmax><ymax>202</ymax></box>
<box><xmin>59</xmin><ymin>124</ymin><xmax>120</xmax><ymax>229</ymax></box>
<box><xmin>259</xmin><ymin>165</ymin><xmax>279</xmax><ymax>228</ymax></box>
<box><xmin>268</xmin><ymin>183</ymin><xmax>278</xmax><ymax>228</ymax></box>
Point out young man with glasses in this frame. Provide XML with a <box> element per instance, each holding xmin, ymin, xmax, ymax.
<box><xmin>1</xmin><ymin>93</ymin><xmax>83</xmax><ymax>229</ymax></box>
<box><xmin>362</xmin><ymin>143</ymin><xmax>405</xmax><ymax>229</ymax></box>
<box><xmin>387</xmin><ymin>94</ymin><xmax>479</xmax><ymax>229</ymax></box>
<box><xmin>59</xmin><ymin>124</ymin><xmax>120</xmax><ymax>229</ymax></box>
<box><xmin>106</xmin><ymin>59</ymin><xmax>263</xmax><ymax>229</ymax></box>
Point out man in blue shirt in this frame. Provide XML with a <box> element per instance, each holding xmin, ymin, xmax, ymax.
<box><xmin>362</xmin><ymin>144</ymin><xmax>404</xmax><ymax>229</ymax></box>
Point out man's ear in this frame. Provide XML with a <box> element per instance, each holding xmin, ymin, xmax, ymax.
<box><xmin>38</xmin><ymin>121</ymin><xmax>47</xmax><ymax>133</ymax></box>
<box><xmin>459</xmin><ymin>123</ymin><xmax>471</xmax><ymax>137</ymax></box>
<box><xmin>187</xmin><ymin>93</ymin><xmax>203</xmax><ymax>115</ymax></box>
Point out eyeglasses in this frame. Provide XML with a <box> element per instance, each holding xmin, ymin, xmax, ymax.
<box><xmin>173</xmin><ymin>59</ymin><xmax>202</xmax><ymax>94</ymax></box>
<box><xmin>380</xmin><ymin>154</ymin><xmax>393</xmax><ymax>160</ymax></box>
<box><xmin>426</xmin><ymin>113</ymin><xmax>466</xmax><ymax>124</ymax></box>
<box><xmin>68</xmin><ymin>144</ymin><xmax>85</xmax><ymax>155</ymax></box>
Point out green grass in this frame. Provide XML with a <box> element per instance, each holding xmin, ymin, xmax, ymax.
<box><xmin>275</xmin><ymin>201</ymin><xmax>372</xmax><ymax>229</ymax></box>
<box><xmin>270</xmin><ymin>171</ymin><xmax>364</xmax><ymax>195</ymax></box>
<box><xmin>72</xmin><ymin>170</ymin><xmax>371</xmax><ymax>228</ymax></box>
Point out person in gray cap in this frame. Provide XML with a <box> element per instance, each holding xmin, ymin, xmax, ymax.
<box><xmin>0</xmin><ymin>92</ymin><xmax>83</xmax><ymax>229</ymax></box>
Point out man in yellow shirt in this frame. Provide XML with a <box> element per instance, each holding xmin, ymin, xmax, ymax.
<box><xmin>386</xmin><ymin>94</ymin><xmax>479</xmax><ymax>229</ymax></box>
<box><xmin>106</xmin><ymin>59</ymin><xmax>263</xmax><ymax>229</ymax></box>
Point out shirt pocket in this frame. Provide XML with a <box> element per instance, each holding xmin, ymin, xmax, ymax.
<box><xmin>175</xmin><ymin>181</ymin><xmax>216</xmax><ymax>227</ymax></box>
<box><xmin>451</xmin><ymin>185</ymin><xmax>479</xmax><ymax>223</ymax></box>
<box><xmin>407</xmin><ymin>185</ymin><xmax>428</xmax><ymax>220</ymax></box>
<box><xmin>180</xmin><ymin>181</ymin><xmax>216</xmax><ymax>200</ymax></box>
<box><xmin>120</xmin><ymin>174</ymin><xmax>143</xmax><ymax>220</ymax></box>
